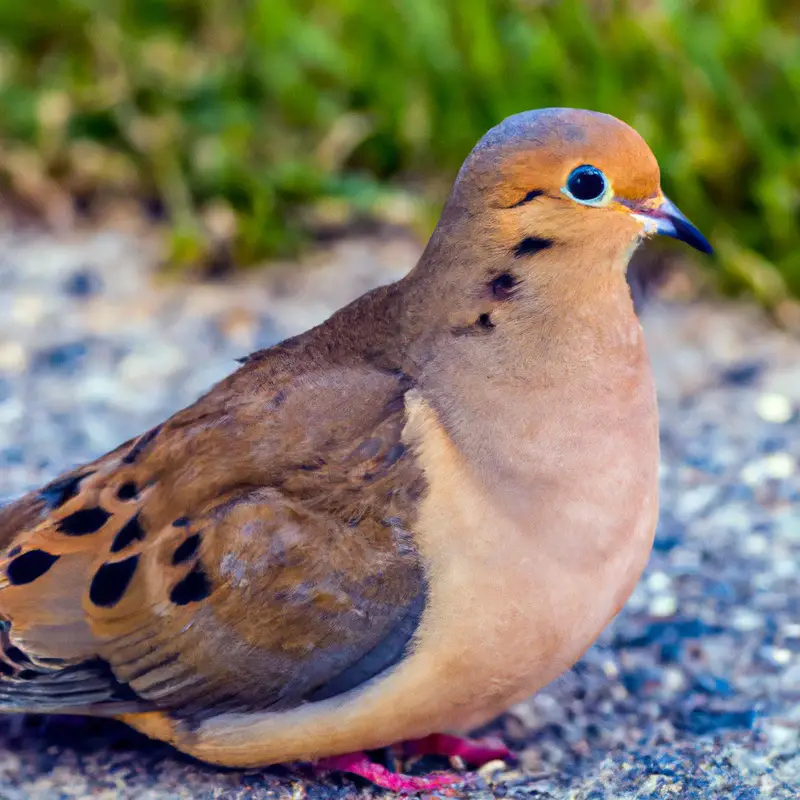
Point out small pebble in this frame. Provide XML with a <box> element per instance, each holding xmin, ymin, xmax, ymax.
<box><xmin>647</xmin><ymin>571</ymin><xmax>672</xmax><ymax>592</ymax></box>
<box><xmin>33</xmin><ymin>341</ymin><xmax>89</xmax><ymax>373</ymax></box>
<box><xmin>731</xmin><ymin>608</ymin><xmax>763</xmax><ymax>632</ymax></box>
<box><xmin>763</xmin><ymin>722</ymin><xmax>799</xmax><ymax>750</ymax></box>
<box><xmin>11</xmin><ymin>295</ymin><xmax>46</xmax><ymax>326</ymax></box>
<box><xmin>741</xmin><ymin>533</ymin><xmax>769</xmax><ymax>556</ymax></box>
<box><xmin>772</xmin><ymin>511</ymin><xmax>800</xmax><ymax>541</ymax></box>
<box><xmin>662</xmin><ymin>667</ymin><xmax>686</xmax><ymax>693</ymax></box>
<box><xmin>0</xmin><ymin>342</ymin><xmax>27</xmax><ymax>372</ymax></box>
<box><xmin>766</xmin><ymin>646</ymin><xmax>792</xmax><ymax>666</ymax></box>
<box><xmin>676</xmin><ymin>485</ymin><xmax>718</xmax><ymax>517</ymax></box>
<box><xmin>62</xmin><ymin>268</ymin><xmax>103</xmax><ymax>298</ymax></box>
<box><xmin>720</xmin><ymin>361</ymin><xmax>763</xmax><ymax>386</ymax></box>
<box><xmin>118</xmin><ymin>345</ymin><xmax>186</xmax><ymax>384</ymax></box>
<box><xmin>477</xmin><ymin>760</ymin><xmax>508</xmax><ymax>779</ymax></box>
<box><xmin>755</xmin><ymin>392</ymin><xmax>794</xmax><ymax>423</ymax></box>
<box><xmin>779</xmin><ymin>663</ymin><xmax>800</xmax><ymax>687</ymax></box>
<box><xmin>602</xmin><ymin>659</ymin><xmax>620</xmax><ymax>679</ymax></box>
<box><xmin>0</xmin><ymin>399</ymin><xmax>24</xmax><ymax>425</ymax></box>
<box><xmin>650</xmin><ymin>595</ymin><xmax>678</xmax><ymax>618</ymax></box>
<box><xmin>740</xmin><ymin>453</ymin><xmax>797</xmax><ymax>484</ymax></box>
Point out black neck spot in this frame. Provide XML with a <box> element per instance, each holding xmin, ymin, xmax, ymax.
<box><xmin>172</xmin><ymin>516</ymin><xmax>190</xmax><ymax>528</ymax></box>
<box><xmin>508</xmin><ymin>189</ymin><xmax>544</xmax><ymax>208</ymax></box>
<box><xmin>514</xmin><ymin>236</ymin><xmax>553</xmax><ymax>258</ymax></box>
<box><xmin>490</xmin><ymin>273</ymin><xmax>518</xmax><ymax>299</ymax></box>
<box><xmin>7</xmin><ymin>550</ymin><xmax>60</xmax><ymax>585</ymax></box>
<box><xmin>451</xmin><ymin>314</ymin><xmax>496</xmax><ymax>336</ymax></box>
<box><xmin>89</xmin><ymin>556</ymin><xmax>140</xmax><ymax>608</ymax></box>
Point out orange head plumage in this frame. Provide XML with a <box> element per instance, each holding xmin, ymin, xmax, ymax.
<box><xmin>448</xmin><ymin>107</ymin><xmax>711</xmax><ymax>256</ymax></box>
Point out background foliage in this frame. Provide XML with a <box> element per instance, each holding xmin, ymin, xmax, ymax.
<box><xmin>0</xmin><ymin>0</ymin><xmax>797</xmax><ymax>301</ymax></box>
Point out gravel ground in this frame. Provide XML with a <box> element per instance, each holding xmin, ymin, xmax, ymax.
<box><xmin>0</xmin><ymin>220</ymin><xmax>799</xmax><ymax>799</ymax></box>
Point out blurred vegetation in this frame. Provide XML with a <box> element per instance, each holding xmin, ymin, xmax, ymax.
<box><xmin>0</xmin><ymin>0</ymin><xmax>797</xmax><ymax>302</ymax></box>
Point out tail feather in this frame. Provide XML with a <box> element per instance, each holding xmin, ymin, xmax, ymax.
<box><xmin>0</xmin><ymin>658</ymin><xmax>147</xmax><ymax>714</ymax></box>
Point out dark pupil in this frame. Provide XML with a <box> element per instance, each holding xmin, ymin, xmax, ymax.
<box><xmin>568</xmin><ymin>168</ymin><xmax>605</xmax><ymax>201</ymax></box>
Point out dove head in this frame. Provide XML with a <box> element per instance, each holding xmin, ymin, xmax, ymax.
<box><xmin>453</xmin><ymin>107</ymin><xmax>710</xmax><ymax>256</ymax></box>
<box><xmin>400</xmin><ymin>107</ymin><xmax>713</xmax><ymax>370</ymax></box>
<box><xmin>413</xmin><ymin>108</ymin><xmax>710</xmax><ymax>316</ymax></box>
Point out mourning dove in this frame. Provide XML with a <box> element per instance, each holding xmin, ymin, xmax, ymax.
<box><xmin>0</xmin><ymin>108</ymin><xmax>711</xmax><ymax>793</ymax></box>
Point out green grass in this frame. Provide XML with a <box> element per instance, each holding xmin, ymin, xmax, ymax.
<box><xmin>0</xmin><ymin>0</ymin><xmax>797</xmax><ymax>302</ymax></box>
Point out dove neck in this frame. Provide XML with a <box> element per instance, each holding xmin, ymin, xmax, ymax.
<box><xmin>400</xmin><ymin>227</ymin><xmax>643</xmax><ymax>372</ymax></box>
<box><xmin>398</xmin><ymin>240</ymin><xmax>656</xmax><ymax>542</ymax></box>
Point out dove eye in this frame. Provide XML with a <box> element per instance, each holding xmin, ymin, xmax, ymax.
<box><xmin>563</xmin><ymin>165</ymin><xmax>610</xmax><ymax>206</ymax></box>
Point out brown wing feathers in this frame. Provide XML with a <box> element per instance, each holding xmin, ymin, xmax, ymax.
<box><xmin>0</xmin><ymin>327</ymin><xmax>428</xmax><ymax>720</ymax></box>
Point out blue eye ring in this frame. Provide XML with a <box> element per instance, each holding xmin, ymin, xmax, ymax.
<box><xmin>563</xmin><ymin>165</ymin><xmax>611</xmax><ymax>206</ymax></box>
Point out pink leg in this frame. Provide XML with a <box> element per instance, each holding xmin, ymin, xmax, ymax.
<box><xmin>315</xmin><ymin>751</ymin><xmax>468</xmax><ymax>794</ymax></box>
<box><xmin>403</xmin><ymin>733</ymin><xmax>514</xmax><ymax>766</ymax></box>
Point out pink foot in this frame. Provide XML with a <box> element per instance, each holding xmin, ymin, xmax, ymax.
<box><xmin>402</xmin><ymin>733</ymin><xmax>514</xmax><ymax>767</ymax></box>
<box><xmin>315</xmin><ymin>751</ymin><xmax>468</xmax><ymax>795</ymax></box>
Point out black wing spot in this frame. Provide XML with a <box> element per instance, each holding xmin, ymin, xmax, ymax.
<box><xmin>0</xmin><ymin>661</ymin><xmax>13</xmax><ymax>677</ymax></box>
<box><xmin>172</xmin><ymin>516</ymin><xmax>190</xmax><ymax>528</ymax></box>
<box><xmin>116</xmin><ymin>481</ymin><xmax>138</xmax><ymax>501</ymax></box>
<box><xmin>7</xmin><ymin>546</ymin><xmax>20</xmax><ymax>558</ymax></box>
<box><xmin>57</xmin><ymin>507</ymin><xmax>111</xmax><ymax>536</ymax></box>
<box><xmin>122</xmin><ymin>425</ymin><xmax>162</xmax><ymax>465</ymax></box>
<box><xmin>89</xmin><ymin>556</ymin><xmax>139</xmax><ymax>608</ymax></box>
<box><xmin>110</xmin><ymin>514</ymin><xmax>146</xmax><ymax>553</ymax></box>
<box><xmin>39</xmin><ymin>472</ymin><xmax>93</xmax><ymax>510</ymax></box>
<box><xmin>7</xmin><ymin>550</ymin><xmax>60</xmax><ymax>585</ymax></box>
<box><xmin>4</xmin><ymin>646</ymin><xmax>32</xmax><ymax>666</ymax></box>
<box><xmin>350</xmin><ymin>438</ymin><xmax>383</xmax><ymax>461</ymax></box>
<box><xmin>384</xmin><ymin>394</ymin><xmax>406</xmax><ymax>414</ymax></box>
<box><xmin>383</xmin><ymin>443</ymin><xmax>406</xmax><ymax>467</ymax></box>
<box><xmin>478</xmin><ymin>313</ymin><xmax>495</xmax><ymax>329</ymax></box>
<box><xmin>514</xmin><ymin>236</ymin><xmax>553</xmax><ymax>258</ymax></box>
<box><xmin>170</xmin><ymin>563</ymin><xmax>212</xmax><ymax>605</ymax></box>
<box><xmin>172</xmin><ymin>533</ymin><xmax>201</xmax><ymax>565</ymax></box>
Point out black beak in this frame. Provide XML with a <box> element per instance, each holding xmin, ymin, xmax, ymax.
<box><xmin>632</xmin><ymin>195</ymin><xmax>713</xmax><ymax>255</ymax></box>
